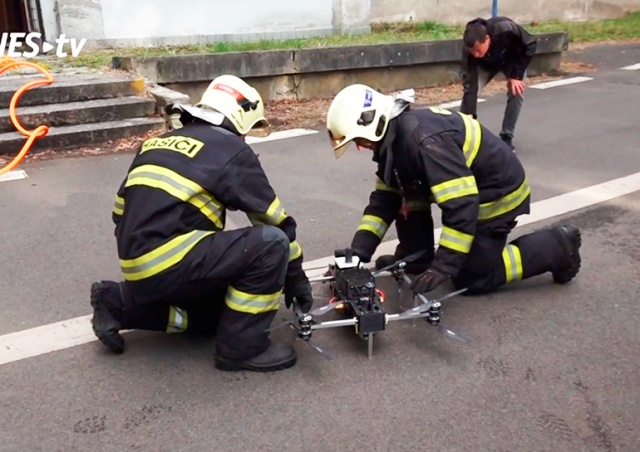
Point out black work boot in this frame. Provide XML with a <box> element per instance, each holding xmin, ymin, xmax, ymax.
<box><xmin>214</xmin><ymin>342</ymin><xmax>297</xmax><ymax>372</ymax></box>
<box><xmin>552</xmin><ymin>225</ymin><xmax>582</xmax><ymax>284</ymax></box>
<box><xmin>375</xmin><ymin>254</ymin><xmax>431</xmax><ymax>274</ymax></box>
<box><xmin>90</xmin><ymin>281</ymin><xmax>125</xmax><ymax>354</ymax></box>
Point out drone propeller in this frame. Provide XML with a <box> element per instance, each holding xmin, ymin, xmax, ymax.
<box><xmin>397</xmin><ymin>287</ymin><xmax>469</xmax><ymax>319</ymax></box>
<box><xmin>309</xmin><ymin>300</ymin><xmax>343</xmax><ymax>317</ymax></box>
<box><xmin>435</xmin><ymin>325</ymin><xmax>471</xmax><ymax>345</ymax></box>
<box><xmin>296</xmin><ymin>337</ymin><xmax>333</xmax><ymax>360</ymax></box>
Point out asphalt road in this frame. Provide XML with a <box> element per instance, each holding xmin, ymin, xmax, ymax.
<box><xmin>1</xmin><ymin>43</ymin><xmax>639</xmax><ymax>451</ymax></box>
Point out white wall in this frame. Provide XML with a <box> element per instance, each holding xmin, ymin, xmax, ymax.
<box><xmin>99</xmin><ymin>0</ymin><xmax>334</xmax><ymax>45</ymax></box>
<box><xmin>46</xmin><ymin>0</ymin><xmax>640</xmax><ymax>47</ymax></box>
<box><xmin>38</xmin><ymin>0</ymin><xmax>59</xmax><ymax>41</ymax></box>
<box><xmin>370</xmin><ymin>0</ymin><xmax>640</xmax><ymax>25</ymax></box>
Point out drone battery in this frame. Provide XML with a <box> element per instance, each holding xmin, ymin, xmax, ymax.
<box><xmin>358</xmin><ymin>310</ymin><xmax>386</xmax><ymax>334</ymax></box>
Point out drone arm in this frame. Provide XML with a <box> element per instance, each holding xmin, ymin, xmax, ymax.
<box><xmin>310</xmin><ymin>318</ymin><xmax>358</xmax><ymax>330</ymax></box>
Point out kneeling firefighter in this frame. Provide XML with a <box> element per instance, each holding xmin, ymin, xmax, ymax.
<box><xmin>91</xmin><ymin>75</ymin><xmax>314</xmax><ymax>372</ymax></box>
<box><xmin>325</xmin><ymin>84</ymin><xmax>582</xmax><ymax>295</ymax></box>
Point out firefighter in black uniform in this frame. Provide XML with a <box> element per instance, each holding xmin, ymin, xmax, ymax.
<box><xmin>90</xmin><ymin>74</ymin><xmax>314</xmax><ymax>372</ymax></box>
<box><xmin>460</xmin><ymin>16</ymin><xmax>538</xmax><ymax>149</ymax></box>
<box><xmin>325</xmin><ymin>84</ymin><xmax>582</xmax><ymax>295</ymax></box>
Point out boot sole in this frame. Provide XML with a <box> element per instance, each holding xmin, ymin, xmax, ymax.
<box><xmin>214</xmin><ymin>356</ymin><xmax>297</xmax><ymax>372</ymax></box>
<box><xmin>553</xmin><ymin>227</ymin><xmax>582</xmax><ymax>284</ymax></box>
<box><xmin>90</xmin><ymin>283</ymin><xmax>125</xmax><ymax>354</ymax></box>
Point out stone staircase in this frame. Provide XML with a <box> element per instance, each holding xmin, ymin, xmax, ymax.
<box><xmin>0</xmin><ymin>72</ymin><xmax>165</xmax><ymax>156</ymax></box>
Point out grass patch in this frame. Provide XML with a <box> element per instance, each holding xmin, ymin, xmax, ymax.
<box><xmin>51</xmin><ymin>11</ymin><xmax>640</xmax><ymax>70</ymax></box>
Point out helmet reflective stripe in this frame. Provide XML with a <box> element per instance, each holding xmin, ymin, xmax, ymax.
<box><xmin>212</xmin><ymin>83</ymin><xmax>260</xmax><ymax>113</ymax></box>
<box><xmin>326</xmin><ymin>84</ymin><xmax>394</xmax><ymax>159</ymax></box>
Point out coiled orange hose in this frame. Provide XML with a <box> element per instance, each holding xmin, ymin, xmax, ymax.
<box><xmin>0</xmin><ymin>55</ymin><xmax>54</xmax><ymax>176</ymax></box>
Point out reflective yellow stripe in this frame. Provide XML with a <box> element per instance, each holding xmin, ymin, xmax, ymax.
<box><xmin>265</xmin><ymin>197</ymin><xmax>287</xmax><ymax>224</ymax></box>
<box><xmin>459</xmin><ymin>112</ymin><xmax>482</xmax><ymax>167</ymax></box>
<box><xmin>439</xmin><ymin>226</ymin><xmax>474</xmax><ymax>254</ymax></box>
<box><xmin>502</xmin><ymin>244</ymin><xmax>523</xmax><ymax>283</ymax></box>
<box><xmin>357</xmin><ymin>214</ymin><xmax>389</xmax><ymax>239</ymax></box>
<box><xmin>431</xmin><ymin>176</ymin><xmax>478</xmax><ymax>204</ymax></box>
<box><xmin>166</xmin><ymin>306</ymin><xmax>188</xmax><ymax>333</ymax></box>
<box><xmin>375</xmin><ymin>177</ymin><xmax>401</xmax><ymax>195</ymax></box>
<box><xmin>120</xmin><ymin>230</ymin><xmax>215</xmax><ymax>281</ymax></box>
<box><xmin>225</xmin><ymin>286</ymin><xmax>282</xmax><ymax>314</ymax></box>
<box><xmin>478</xmin><ymin>178</ymin><xmax>530</xmax><ymax>220</ymax></box>
<box><xmin>289</xmin><ymin>240</ymin><xmax>302</xmax><ymax>261</ymax></box>
<box><xmin>125</xmin><ymin>164</ymin><xmax>224</xmax><ymax>230</ymax></box>
<box><xmin>114</xmin><ymin>195</ymin><xmax>125</xmax><ymax>216</ymax></box>
<box><xmin>246</xmin><ymin>197</ymin><xmax>288</xmax><ymax>226</ymax></box>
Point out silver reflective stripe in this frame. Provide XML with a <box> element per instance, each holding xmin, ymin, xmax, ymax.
<box><xmin>121</xmin><ymin>230</ymin><xmax>211</xmax><ymax>276</ymax></box>
<box><xmin>504</xmin><ymin>245</ymin><xmax>523</xmax><ymax>282</ymax></box>
<box><xmin>114</xmin><ymin>197</ymin><xmax>124</xmax><ymax>212</ymax></box>
<box><xmin>270</xmin><ymin>204</ymin><xmax>285</xmax><ymax>222</ymax></box>
<box><xmin>360</xmin><ymin>217</ymin><xmax>387</xmax><ymax>238</ymax></box>
<box><xmin>129</xmin><ymin>171</ymin><xmax>223</xmax><ymax>220</ymax></box>
<box><xmin>431</xmin><ymin>177</ymin><xmax>477</xmax><ymax>203</ymax></box>
<box><xmin>226</xmin><ymin>293</ymin><xmax>280</xmax><ymax>310</ymax></box>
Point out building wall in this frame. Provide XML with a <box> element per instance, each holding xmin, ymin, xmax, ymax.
<box><xmin>369</xmin><ymin>0</ymin><xmax>640</xmax><ymax>24</ymax></box>
<box><xmin>100</xmin><ymin>0</ymin><xmax>335</xmax><ymax>46</ymax></box>
<box><xmin>44</xmin><ymin>0</ymin><xmax>640</xmax><ymax>48</ymax></box>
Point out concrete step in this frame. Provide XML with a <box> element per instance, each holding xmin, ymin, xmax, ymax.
<box><xmin>0</xmin><ymin>74</ymin><xmax>146</xmax><ymax>108</ymax></box>
<box><xmin>0</xmin><ymin>117</ymin><xmax>165</xmax><ymax>156</ymax></box>
<box><xmin>0</xmin><ymin>96</ymin><xmax>156</xmax><ymax>133</ymax></box>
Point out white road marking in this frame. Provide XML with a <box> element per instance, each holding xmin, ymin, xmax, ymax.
<box><xmin>245</xmin><ymin>128</ymin><xmax>318</xmax><ymax>144</ymax></box>
<box><xmin>0</xmin><ymin>170</ymin><xmax>28</xmax><ymax>183</ymax></box>
<box><xmin>620</xmin><ymin>63</ymin><xmax>640</xmax><ymax>71</ymax></box>
<box><xmin>436</xmin><ymin>99</ymin><xmax>486</xmax><ymax>109</ymax></box>
<box><xmin>2</xmin><ymin>171</ymin><xmax>640</xmax><ymax>366</ymax></box>
<box><xmin>529</xmin><ymin>76</ymin><xmax>593</xmax><ymax>90</ymax></box>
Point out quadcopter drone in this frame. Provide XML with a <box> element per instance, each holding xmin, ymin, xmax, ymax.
<box><xmin>267</xmin><ymin>248</ymin><xmax>471</xmax><ymax>360</ymax></box>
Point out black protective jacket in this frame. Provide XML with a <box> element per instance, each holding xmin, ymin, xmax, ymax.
<box><xmin>351</xmin><ymin>107</ymin><xmax>531</xmax><ymax>276</ymax></box>
<box><xmin>112</xmin><ymin>119</ymin><xmax>305</xmax><ymax>294</ymax></box>
<box><xmin>460</xmin><ymin>16</ymin><xmax>537</xmax><ymax>117</ymax></box>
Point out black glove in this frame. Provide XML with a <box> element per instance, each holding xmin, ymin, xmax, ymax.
<box><xmin>284</xmin><ymin>273</ymin><xmax>314</xmax><ymax>313</ymax></box>
<box><xmin>410</xmin><ymin>267</ymin><xmax>450</xmax><ymax>293</ymax></box>
<box><xmin>351</xmin><ymin>246</ymin><xmax>372</xmax><ymax>264</ymax></box>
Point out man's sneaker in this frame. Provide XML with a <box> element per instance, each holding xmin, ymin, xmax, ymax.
<box><xmin>552</xmin><ymin>225</ymin><xmax>582</xmax><ymax>284</ymax></box>
<box><xmin>375</xmin><ymin>254</ymin><xmax>431</xmax><ymax>274</ymax></box>
<box><xmin>215</xmin><ymin>342</ymin><xmax>297</xmax><ymax>372</ymax></box>
<box><xmin>90</xmin><ymin>281</ymin><xmax>125</xmax><ymax>354</ymax></box>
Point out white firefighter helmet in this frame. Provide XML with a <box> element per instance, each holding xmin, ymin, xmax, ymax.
<box><xmin>195</xmin><ymin>74</ymin><xmax>271</xmax><ymax>137</ymax></box>
<box><xmin>326</xmin><ymin>83</ymin><xmax>395</xmax><ymax>159</ymax></box>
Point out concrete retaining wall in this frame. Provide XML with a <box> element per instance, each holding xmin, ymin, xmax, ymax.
<box><xmin>115</xmin><ymin>33</ymin><xmax>568</xmax><ymax>102</ymax></box>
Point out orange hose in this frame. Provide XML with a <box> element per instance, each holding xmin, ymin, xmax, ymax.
<box><xmin>0</xmin><ymin>55</ymin><xmax>54</xmax><ymax>176</ymax></box>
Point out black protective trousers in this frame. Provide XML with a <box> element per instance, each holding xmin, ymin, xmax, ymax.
<box><xmin>116</xmin><ymin>225</ymin><xmax>290</xmax><ymax>361</ymax></box>
<box><xmin>391</xmin><ymin>205</ymin><xmax>568</xmax><ymax>294</ymax></box>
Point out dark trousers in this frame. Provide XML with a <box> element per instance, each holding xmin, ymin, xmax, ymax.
<box><xmin>117</xmin><ymin>225</ymin><xmax>290</xmax><ymax>361</ymax></box>
<box><xmin>393</xmin><ymin>208</ymin><xmax>567</xmax><ymax>294</ymax></box>
<box><xmin>475</xmin><ymin>67</ymin><xmax>526</xmax><ymax>139</ymax></box>
<box><xmin>451</xmin><ymin>225</ymin><xmax>567</xmax><ymax>294</ymax></box>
